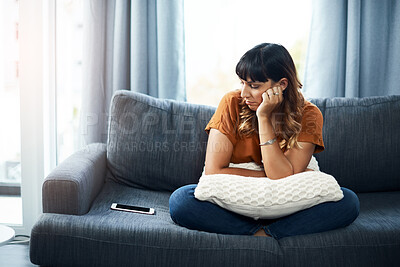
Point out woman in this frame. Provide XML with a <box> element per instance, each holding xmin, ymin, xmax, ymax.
<box><xmin>169</xmin><ymin>43</ymin><xmax>359</xmax><ymax>239</ymax></box>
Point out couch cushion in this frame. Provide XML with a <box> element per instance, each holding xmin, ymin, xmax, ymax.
<box><xmin>107</xmin><ymin>90</ymin><xmax>215</xmax><ymax>191</ymax></box>
<box><xmin>30</xmin><ymin>181</ymin><xmax>282</xmax><ymax>267</ymax></box>
<box><xmin>30</xmin><ymin>182</ymin><xmax>400</xmax><ymax>267</ymax></box>
<box><xmin>279</xmin><ymin>191</ymin><xmax>400</xmax><ymax>266</ymax></box>
<box><xmin>310</xmin><ymin>95</ymin><xmax>400</xmax><ymax>193</ymax></box>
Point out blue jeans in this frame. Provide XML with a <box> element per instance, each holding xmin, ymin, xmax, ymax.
<box><xmin>169</xmin><ymin>184</ymin><xmax>360</xmax><ymax>239</ymax></box>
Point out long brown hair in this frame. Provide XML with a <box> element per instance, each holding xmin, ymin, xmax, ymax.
<box><xmin>235</xmin><ymin>43</ymin><xmax>305</xmax><ymax>150</ymax></box>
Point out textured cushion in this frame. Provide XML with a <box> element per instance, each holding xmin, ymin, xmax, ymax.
<box><xmin>310</xmin><ymin>95</ymin><xmax>400</xmax><ymax>192</ymax></box>
<box><xmin>107</xmin><ymin>90</ymin><xmax>215</xmax><ymax>191</ymax></box>
<box><xmin>194</xmin><ymin>161</ymin><xmax>343</xmax><ymax>220</ymax></box>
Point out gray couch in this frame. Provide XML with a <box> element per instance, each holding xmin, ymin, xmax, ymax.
<box><xmin>30</xmin><ymin>90</ymin><xmax>400</xmax><ymax>266</ymax></box>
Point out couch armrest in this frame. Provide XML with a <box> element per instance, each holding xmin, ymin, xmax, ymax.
<box><xmin>42</xmin><ymin>143</ymin><xmax>107</xmax><ymax>215</ymax></box>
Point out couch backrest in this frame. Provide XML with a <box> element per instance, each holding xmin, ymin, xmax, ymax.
<box><xmin>310</xmin><ymin>95</ymin><xmax>400</xmax><ymax>193</ymax></box>
<box><xmin>107</xmin><ymin>90</ymin><xmax>215</xmax><ymax>192</ymax></box>
<box><xmin>107</xmin><ymin>90</ymin><xmax>400</xmax><ymax>193</ymax></box>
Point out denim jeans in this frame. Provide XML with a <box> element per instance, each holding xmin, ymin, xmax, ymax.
<box><xmin>169</xmin><ymin>184</ymin><xmax>360</xmax><ymax>239</ymax></box>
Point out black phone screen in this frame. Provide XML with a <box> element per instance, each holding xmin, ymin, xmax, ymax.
<box><xmin>115</xmin><ymin>204</ymin><xmax>150</xmax><ymax>212</ymax></box>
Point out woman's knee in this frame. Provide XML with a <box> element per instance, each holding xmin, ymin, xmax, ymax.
<box><xmin>169</xmin><ymin>184</ymin><xmax>197</xmax><ymax>223</ymax></box>
<box><xmin>340</xmin><ymin>187</ymin><xmax>360</xmax><ymax>224</ymax></box>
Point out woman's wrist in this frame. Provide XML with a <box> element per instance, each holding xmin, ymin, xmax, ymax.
<box><xmin>256</xmin><ymin>113</ymin><xmax>270</xmax><ymax>121</ymax></box>
<box><xmin>259</xmin><ymin>137</ymin><xmax>277</xmax><ymax>146</ymax></box>
<box><xmin>257</xmin><ymin>116</ymin><xmax>276</xmax><ymax>139</ymax></box>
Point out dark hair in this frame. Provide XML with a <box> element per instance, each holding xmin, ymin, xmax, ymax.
<box><xmin>236</xmin><ymin>43</ymin><xmax>301</xmax><ymax>88</ymax></box>
<box><xmin>235</xmin><ymin>43</ymin><xmax>305</xmax><ymax>150</ymax></box>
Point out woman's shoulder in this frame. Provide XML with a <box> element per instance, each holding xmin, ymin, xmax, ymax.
<box><xmin>300</xmin><ymin>100</ymin><xmax>324</xmax><ymax>127</ymax></box>
<box><xmin>299</xmin><ymin>100</ymin><xmax>324</xmax><ymax>152</ymax></box>
<box><xmin>220</xmin><ymin>89</ymin><xmax>241</xmax><ymax>105</ymax></box>
<box><xmin>302</xmin><ymin>100</ymin><xmax>323</xmax><ymax>117</ymax></box>
<box><xmin>205</xmin><ymin>89</ymin><xmax>242</xmax><ymax>144</ymax></box>
<box><xmin>214</xmin><ymin>89</ymin><xmax>242</xmax><ymax>120</ymax></box>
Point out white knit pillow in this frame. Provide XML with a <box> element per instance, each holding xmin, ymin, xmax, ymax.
<box><xmin>194</xmin><ymin>158</ymin><xmax>343</xmax><ymax>220</ymax></box>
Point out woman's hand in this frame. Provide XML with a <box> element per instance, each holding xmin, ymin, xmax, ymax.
<box><xmin>256</xmin><ymin>86</ymin><xmax>283</xmax><ymax>119</ymax></box>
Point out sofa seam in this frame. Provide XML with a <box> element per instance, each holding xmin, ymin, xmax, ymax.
<box><xmin>32</xmin><ymin>230</ymin><xmax>400</xmax><ymax>252</ymax></box>
<box><xmin>115</xmin><ymin>95</ymin><xmax>213</xmax><ymax>119</ymax></box>
<box><xmin>116</xmin><ymin>94</ymin><xmax>400</xmax><ymax>115</ymax></box>
<box><xmin>31</xmin><ymin>231</ymin><xmax>282</xmax><ymax>254</ymax></box>
<box><xmin>280</xmin><ymin>242</ymin><xmax>400</xmax><ymax>249</ymax></box>
<box><xmin>322</xmin><ymin>99</ymin><xmax>400</xmax><ymax>109</ymax></box>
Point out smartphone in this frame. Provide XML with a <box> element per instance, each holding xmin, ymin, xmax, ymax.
<box><xmin>111</xmin><ymin>203</ymin><xmax>155</xmax><ymax>215</ymax></box>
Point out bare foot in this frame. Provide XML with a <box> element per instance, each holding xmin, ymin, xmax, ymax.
<box><xmin>254</xmin><ymin>228</ymin><xmax>271</xmax><ymax>237</ymax></box>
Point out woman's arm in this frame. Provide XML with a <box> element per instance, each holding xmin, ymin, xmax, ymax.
<box><xmin>256</xmin><ymin>86</ymin><xmax>316</xmax><ymax>179</ymax></box>
<box><xmin>258</xmin><ymin>117</ymin><xmax>293</xmax><ymax>178</ymax></box>
<box><xmin>284</xmin><ymin>142</ymin><xmax>316</xmax><ymax>173</ymax></box>
<box><xmin>204</xmin><ymin>129</ymin><xmax>266</xmax><ymax>177</ymax></box>
<box><xmin>258</xmin><ymin>117</ymin><xmax>316</xmax><ymax>179</ymax></box>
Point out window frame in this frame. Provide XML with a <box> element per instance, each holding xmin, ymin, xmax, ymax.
<box><xmin>12</xmin><ymin>0</ymin><xmax>57</xmax><ymax>236</ymax></box>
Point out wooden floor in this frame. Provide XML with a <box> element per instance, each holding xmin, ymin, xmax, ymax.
<box><xmin>0</xmin><ymin>243</ymin><xmax>35</xmax><ymax>266</ymax></box>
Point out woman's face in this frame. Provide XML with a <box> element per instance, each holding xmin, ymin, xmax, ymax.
<box><xmin>240</xmin><ymin>78</ymin><xmax>277</xmax><ymax>111</ymax></box>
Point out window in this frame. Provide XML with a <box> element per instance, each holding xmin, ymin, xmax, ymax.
<box><xmin>0</xmin><ymin>0</ymin><xmax>84</xmax><ymax>233</ymax></box>
<box><xmin>0</xmin><ymin>0</ymin><xmax>311</xmax><ymax>233</ymax></box>
<box><xmin>185</xmin><ymin>0</ymin><xmax>312</xmax><ymax>106</ymax></box>
<box><xmin>0</xmin><ymin>0</ymin><xmax>22</xmax><ymax>225</ymax></box>
<box><xmin>55</xmin><ymin>0</ymin><xmax>83</xmax><ymax>163</ymax></box>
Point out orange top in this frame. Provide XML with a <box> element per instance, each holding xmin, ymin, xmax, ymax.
<box><xmin>205</xmin><ymin>90</ymin><xmax>325</xmax><ymax>165</ymax></box>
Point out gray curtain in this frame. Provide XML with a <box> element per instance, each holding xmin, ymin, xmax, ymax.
<box><xmin>80</xmin><ymin>0</ymin><xmax>186</xmax><ymax>144</ymax></box>
<box><xmin>303</xmin><ymin>0</ymin><xmax>400</xmax><ymax>98</ymax></box>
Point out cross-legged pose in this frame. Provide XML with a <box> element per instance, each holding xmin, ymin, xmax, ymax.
<box><xmin>169</xmin><ymin>43</ymin><xmax>360</xmax><ymax>239</ymax></box>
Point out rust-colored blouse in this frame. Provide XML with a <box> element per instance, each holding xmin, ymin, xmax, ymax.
<box><xmin>205</xmin><ymin>90</ymin><xmax>325</xmax><ymax>165</ymax></box>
